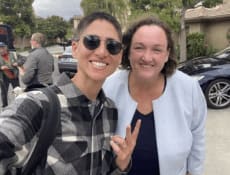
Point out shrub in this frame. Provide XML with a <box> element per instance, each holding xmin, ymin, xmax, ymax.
<box><xmin>187</xmin><ymin>33</ymin><xmax>207</xmax><ymax>60</ymax></box>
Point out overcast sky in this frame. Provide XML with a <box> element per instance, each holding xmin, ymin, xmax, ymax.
<box><xmin>32</xmin><ymin>0</ymin><xmax>83</xmax><ymax>20</ymax></box>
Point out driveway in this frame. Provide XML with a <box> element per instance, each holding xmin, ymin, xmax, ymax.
<box><xmin>204</xmin><ymin>107</ymin><xmax>230</xmax><ymax>175</ymax></box>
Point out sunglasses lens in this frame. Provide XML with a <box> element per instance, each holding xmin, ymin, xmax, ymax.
<box><xmin>83</xmin><ymin>35</ymin><xmax>100</xmax><ymax>50</ymax></box>
<box><xmin>106</xmin><ymin>40</ymin><xmax>122</xmax><ymax>55</ymax></box>
<box><xmin>83</xmin><ymin>35</ymin><xmax>122</xmax><ymax>55</ymax></box>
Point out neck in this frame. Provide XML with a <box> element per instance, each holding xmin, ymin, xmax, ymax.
<box><xmin>71</xmin><ymin>74</ymin><xmax>103</xmax><ymax>101</ymax></box>
<box><xmin>128</xmin><ymin>72</ymin><xmax>165</xmax><ymax>100</ymax></box>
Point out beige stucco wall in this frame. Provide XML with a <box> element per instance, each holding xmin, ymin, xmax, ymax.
<box><xmin>204</xmin><ymin>21</ymin><xmax>230</xmax><ymax>50</ymax></box>
<box><xmin>187</xmin><ymin>20</ymin><xmax>230</xmax><ymax>50</ymax></box>
<box><xmin>188</xmin><ymin>23</ymin><xmax>205</xmax><ymax>33</ymax></box>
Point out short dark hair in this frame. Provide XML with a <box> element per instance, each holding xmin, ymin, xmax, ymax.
<box><xmin>73</xmin><ymin>11</ymin><xmax>122</xmax><ymax>41</ymax></box>
<box><xmin>121</xmin><ymin>16</ymin><xmax>177</xmax><ymax>77</ymax></box>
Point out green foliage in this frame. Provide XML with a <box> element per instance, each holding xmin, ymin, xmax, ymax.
<box><xmin>34</xmin><ymin>16</ymin><xmax>69</xmax><ymax>44</ymax></box>
<box><xmin>129</xmin><ymin>0</ymin><xmax>223</xmax><ymax>33</ymax></box>
<box><xmin>182</xmin><ymin>0</ymin><xmax>198</xmax><ymax>8</ymax></box>
<box><xmin>81</xmin><ymin>0</ymin><xmax>127</xmax><ymax>15</ymax></box>
<box><xmin>129</xmin><ymin>0</ymin><xmax>181</xmax><ymax>32</ymax></box>
<box><xmin>0</xmin><ymin>0</ymin><xmax>35</xmax><ymax>37</ymax></box>
<box><xmin>186</xmin><ymin>33</ymin><xmax>216</xmax><ymax>59</ymax></box>
<box><xmin>0</xmin><ymin>0</ymin><xmax>72</xmax><ymax>46</ymax></box>
<box><xmin>203</xmin><ymin>0</ymin><xmax>223</xmax><ymax>8</ymax></box>
<box><xmin>182</xmin><ymin>0</ymin><xmax>223</xmax><ymax>8</ymax></box>
<box><xmin>80</xmin><ymin>0</ymin><xmax>223</xmax><ymax>34</ymax></box>
<box><xmin>187</xmin><ymin>33</ymin><xmax>206</xmax><ymax>59</ymax></box>
<box><xmin>80</xmin><ymin>0</ymin><xmax>129</xmax><ymax>27</ymax></box>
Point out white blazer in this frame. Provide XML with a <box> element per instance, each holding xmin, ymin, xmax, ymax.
<box><xmin>103</xmin><ymin>70</ymin><xmax>207</xmax><ymax>175</ymax></box>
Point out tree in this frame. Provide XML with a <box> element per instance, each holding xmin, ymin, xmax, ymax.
<box><xmin>35</xmin><ymin>16</ymin><xmax>69</xmax><ymax>45</ymax></box>
<box><xmin>0</xmin><ymin>0</ymin><xmax>35</xmax><ymax>49</ymax></box>
<box><xmin>0</xmin><ymin>0</ymin><xmax>35</xmax><ymax>35</ymax></box>
<box><xmin>80</xmin><ymin>0</ymin><xmax>130</xmax><ymax>27</ymax></box>
<box><xmin>129</xmin><ymin>0</ymin><xmax>181</xmax><ymax>32</ymax></box>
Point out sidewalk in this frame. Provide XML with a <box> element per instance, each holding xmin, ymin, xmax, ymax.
<box><xmin>204</xmin><ymin>108</ymin><xmax>230</xmax><ymax>175</ymax></box>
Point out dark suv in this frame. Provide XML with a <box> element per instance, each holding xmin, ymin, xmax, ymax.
<box><xmin>0</xmin><ymin>24</ymin><xmax>15</xmax><ymax>51</ymax></box>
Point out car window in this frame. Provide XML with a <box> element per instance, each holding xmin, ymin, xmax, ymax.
<box><xmin>216</xmin><ymin>52</ymin><xmax>230</xmax><ymax>59</ymax></box>
<box><xmin>214</xmin><ymin>47</ymin><xmax>230</xmax><ymax>57</ymax></box>
<box><xmin>63</xmin><ymin>46</ymin><xmax>72</xmax><ymax>55</ymax></box>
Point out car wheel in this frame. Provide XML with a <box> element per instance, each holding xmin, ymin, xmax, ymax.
<box><xmin>204</xmin><ymin>79</ymin><xmax>230</xmax><ymax>109</ymax></box>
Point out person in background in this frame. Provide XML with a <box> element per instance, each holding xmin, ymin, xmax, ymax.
<box><xmin>0</xmin><ymin>12</ymin><xmax>141</xmax><ymax>175</ymax></box>
<box><xmin>18</xmin><ymin>32</ymin><xmax>54</xmax><ymax>88</ymax></box>
<box><xmin>0</xmin><ymin>42</ymin><xmax>20</xmax><ymax>108</ymax></box>
<box><xmin>103</xmin><ymin>16</ymin><xmax>207</xmax><ymax>175</ymax></box>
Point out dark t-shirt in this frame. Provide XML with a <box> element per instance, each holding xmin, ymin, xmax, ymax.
<box><xmin>129</xmin><ymin>110</ymin><xmax>160</xmax><ymax>175</ymax></box>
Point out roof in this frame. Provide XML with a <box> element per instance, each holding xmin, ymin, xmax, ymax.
<box><xmin>185</xmin><ymin>2</ymin><xmax>230</xmax><ymax>22</ymax></box>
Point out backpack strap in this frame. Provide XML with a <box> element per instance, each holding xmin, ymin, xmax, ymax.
<box><xmin>20</xmin><ymin>86</ymin><xmax>61</xmax><ymax>175</ymax></box>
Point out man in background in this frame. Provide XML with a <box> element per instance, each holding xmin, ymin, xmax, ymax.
<box><xmin>19</xmin><ymin>32</ymin><xmax>54</xmax><ymax>88</ymax></box>
<box><xmin>0</xmin><ymin>42</ymin><xmax>19</xmax><ymax>108</ymax></box>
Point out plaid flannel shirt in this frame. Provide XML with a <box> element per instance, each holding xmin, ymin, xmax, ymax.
<box><xmin>0</xmin><ymin>73</ymin><xmax>126</xmax><ymax>175</ymax></box>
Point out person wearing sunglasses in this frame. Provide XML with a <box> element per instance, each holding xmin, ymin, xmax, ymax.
<box><xmin>0</xmin><ymin>12</ymin><xmax>141</xmax><ymax>175</ymax></box>
<box><xmin>103</xmin><ymin>16</ymin><xmax>207</xmax><ymax>175</ymax></box>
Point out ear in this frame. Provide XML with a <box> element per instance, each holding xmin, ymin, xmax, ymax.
<box><xmin>72</xmin><ymin>41</ymin><xmax>78</xmax><ymax>58</ymax></box>
<box><xmin>165</xmin><ymin>48</ymin><xmax>170</xmax><ymax>62</ymax></box>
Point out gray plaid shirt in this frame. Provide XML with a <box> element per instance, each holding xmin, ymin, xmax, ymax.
<box><xmin>0</xmin><ymin>73</ymin><xmax>125</xmax><ymax>175</ymax></box>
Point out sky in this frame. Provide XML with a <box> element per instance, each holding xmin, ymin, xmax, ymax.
<box><xmin>32</xmin><ymin>0</ymin><xmax>83</xmax><ymax>20</ymax></box>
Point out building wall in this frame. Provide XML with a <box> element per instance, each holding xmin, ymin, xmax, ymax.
<box><xmin>187</xmin><ymin>20</ymin><xmax>230</xmax><ymax>50</ymax></box>
<box><xmin>185</xmin><ymin>0</ymin><xmax>230</xmax><ymax>51</ymax></box>
<box><xmin>188</xmin><ymin>23</ymin><xmax>204</xmax><ymax>33</ymax></box>
<box><xmin>204</xmin><ymin>21</ymin><xmax>230</xmax><ymax>50</ymax></box>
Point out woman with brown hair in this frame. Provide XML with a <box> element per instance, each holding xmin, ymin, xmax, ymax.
<box><xmin>103</xmin><ymin>16</ymin><xmax>207</xmax><ymax>175</ymax></box>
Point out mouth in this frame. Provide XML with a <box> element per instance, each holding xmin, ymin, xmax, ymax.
<box><xmin>90</xmin><ymin>61</ymin><xmax>108</xmax><ymax>69</ymax></box>
<box><xmin>140</xmin><ymin>63</ymin><xmax>154</xmax><ymax>68</ymax></box>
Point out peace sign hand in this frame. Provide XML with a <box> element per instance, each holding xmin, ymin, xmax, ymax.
<box><xmin>110</xmin><ymin>119</ymin><xmax>141</xmax><ymax>171</ymax></box>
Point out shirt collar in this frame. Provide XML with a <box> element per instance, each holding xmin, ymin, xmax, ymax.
<box><xmin>55</xmin><ymin>73</ymin><xmax>107</xmax><ymax>105</ymax></box>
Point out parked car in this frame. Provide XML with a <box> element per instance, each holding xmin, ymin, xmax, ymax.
<box><xmin>178</xmin><ymin>46</ymin><xmax>230</xmax><ymax>109</ymax></box>
<box><xmin>0</xmin><ymin>24</ymin><xmax>15</xmax><ymax>51</ymax></box>
<box><xmin>58</xmin><ymin>46</ymin><xmax>77</xmax><ymax>74</ymax></box>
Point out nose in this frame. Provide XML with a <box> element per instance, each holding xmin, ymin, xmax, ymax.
<box><xmin>142</xmin><ymin>49</ymin><xmax>153</xmax><ymax>62</ymax></box>
<box><xmin>94</xmin><ymin>41</ymin><xmax>109</xmax><ymax>58</ymax></box>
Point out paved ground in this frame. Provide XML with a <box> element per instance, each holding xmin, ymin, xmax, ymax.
<box><xmin>204</xmin><ymin>107</ymin><xmax>230</xmax><ymax>175</ymax></box>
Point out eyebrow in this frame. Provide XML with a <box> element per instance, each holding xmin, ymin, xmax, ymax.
<box><xmin>133</xmin><ymin>42</ymin><xmax>165</xmax><ymax>48</ymax></box>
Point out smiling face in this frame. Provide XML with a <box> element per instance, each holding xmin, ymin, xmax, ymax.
<box><xmin>72</xmin><ymin>19</ymin><xmax>122</xmax><ymax>83</ymax></box>
<box><xmin>129</xmin><ymin>25</ymin><xmax>169</xmax><ymax>81</ymax></box>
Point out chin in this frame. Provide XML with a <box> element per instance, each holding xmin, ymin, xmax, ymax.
<box><xmin>138</xmin><ymin>72</ymin><xmax>156</xmax><ymax>79</ymax></box>
<box><xmin>90</xmin><ymin>73</ymin><xmax>107</xmax><ymax>83</ymax></box>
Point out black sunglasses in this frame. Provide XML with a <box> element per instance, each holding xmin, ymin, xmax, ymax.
<box><xmin>83</xmin><ymin>35</ymin><xmax>122</xmax><ymax>55</ymax></box>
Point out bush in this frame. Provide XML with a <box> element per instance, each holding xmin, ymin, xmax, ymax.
<box><xmin>186</xmin><ymin>32</ymin><xmax>217</xmax><ymax>60</ymax></box>
<box><xmin>187</xmin><ymin>33</ymin><xmax>207</xmax><ymax>60</ymax></box>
